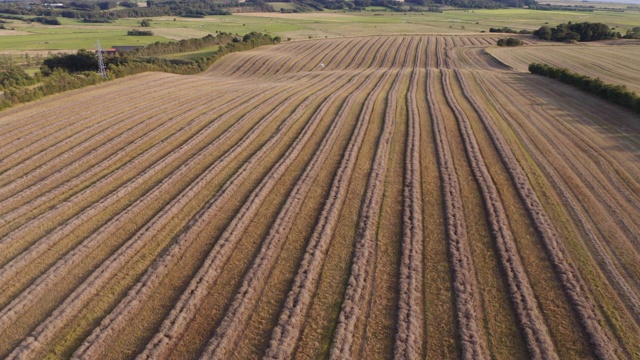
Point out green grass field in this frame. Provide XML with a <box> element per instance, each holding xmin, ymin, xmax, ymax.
<box><xmin>160</xmin><ymin>45</ymin><xmax>220</xmax><ymax>60</ymax></box>
<box><xmin>1</xmin><ymin>7</ymin><xmax>639</xmax><ymax>51</ymax></box>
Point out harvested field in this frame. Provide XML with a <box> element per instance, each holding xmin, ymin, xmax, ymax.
<box><xmin>488</xmin><ymin>43</ymin><xmax>640</xmax><ymax>93</ymax></box>
<box><xmin>1</xmin><ymin>35</ymin><xmax>639</xmax><ymax>360</ymax></box>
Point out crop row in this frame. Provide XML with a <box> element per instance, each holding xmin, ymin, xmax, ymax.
<box><xmin>2</xmin><ymin>73</ymin><xmax>326</xmax><ymax>358</ymax></box>
<box><xmin>425</xmin><ymin>66</ymin><xmax>488</xmax><ymax>360</ymax></box>
<box><xmin>453</xmin><ymin>69</ymin><xmax>617</xmax><ymax>359</ymax></box>
<box><xmin>394</xmin><ymin>37</ymin><xmax>425</xmax><ymax>360</ymax></box>
<box><xmin>442</xmin><ymin>69</ymin><xmax>557</xmax><ymax>359</ymax></box>
<box><xmin>469</xmin><ymin>71</ymin><xmax>640</xmax><ymax>324</ymax></box>
<box><xmin>264</xmin><ymin>37</ymin><xmax>408</xmax><ymax>360</ymax></box>
<box><xmin>194</xmin><ymin>37</ymin><xmax>396</xmax><ymax>360</ymax></box>
<box><xmin>1</xmin><ymin>35</ymin><xmax>636</xmax><ymax>359</ymax></box>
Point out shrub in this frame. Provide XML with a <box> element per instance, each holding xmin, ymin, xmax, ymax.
<box><xmin>496</xmin><ymin>37</ymin><xmax>523</xmax><ymax>46</ymax></box>
<box><xmin>128</xmin><ymin>29</ymin><xmax>154</xmax><ymax>36</ymax></box>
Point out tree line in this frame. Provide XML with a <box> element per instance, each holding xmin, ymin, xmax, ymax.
<box><xmin>0</xmin><ymin>0</ymin><xmax>279</xmax><ymax>23</ymax></box>
<box><xmin>489</xmin><ymin>27</ymin><xmax>532</xmax><ymax>34</ymax></box>
<box><xmin>529</xmin><ymin>63</ymin><xmax>640</xmax><ymax>114</ymax></box>
<box><xmin>1</xmin><ymin>32</ymin><xmax>280</xmax><ymax>111</ymax></box>
<box><xmin>496</xmin><ymin>37</ymin><xmax>523</xmax><ymax>46</ymax></box>
<box><xmin>533</xmin><ymin>22</ymin><xmax>618</xmax><ymax>42</ymax></box>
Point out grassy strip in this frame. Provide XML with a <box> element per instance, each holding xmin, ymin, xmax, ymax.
<box><xmin>529</xmin><ymin>63</ymin><xmax>640</xmax><ymax>115</ymax></box>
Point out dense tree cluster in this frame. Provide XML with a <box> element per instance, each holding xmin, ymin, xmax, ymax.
<box><xmin>120</xmin><ymin>1</ymin><xmax>139</xmax><ymax>8</ymax></box>
<box><xmin>533</xmin><ymin>22</ymin><xmax>616</xmax><ymax>42</ymax></box>
<box><xmin>0</xmin><ymin>0</ymin><xmax>541</xmax><ymax>15</ymax></box>
<box><xmin>41</xmin><ymin>49</ymin><xmax>105</xmax><ymax>75</ymax></box>
<box><xmin>135</xmin><ymin>33</ymin><xmax>234</xmax><ymax>56</ymax></box>
<box><xmin>278</xmin><ymin>0</ymin><xmax>537</xmax><ymax>11</ymax></box>
<box><xmin>32</xmin><ymin>16</ymin><xmax>62</xmax><ymax>25</ymax></box>
<box><xmin>529</xmin><ymin>63</ymin><xmax>640</xmax><ymax>114</ymax></box>
<box><xmin>496</xmin><ymin>37</ymin><xmax>523</xmax><ymax>46</ymax></box>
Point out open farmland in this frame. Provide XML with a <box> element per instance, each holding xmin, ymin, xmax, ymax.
<box><xmin>1</xmin><ymin>35</ymin><xmax>640</xmax><ymax>359</ymax></box>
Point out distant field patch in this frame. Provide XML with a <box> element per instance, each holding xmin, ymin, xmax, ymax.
<box><xmin>0</xmin><ymin>30</ymin><xmax>31</xmax><ymax>36</ymax></box>
<box><xmin>2</xmin><ymin>9</ymin><xmax>640</xmax><ymax>50</ymax></box>
<box><xmin>269</xmin><ymin>2</ymin><xmax>298</xmax><ymax>10</ymax></box>
<box><xmin>161</xmin><ymin>45</ymin><xmax>220</xmax><ymax>60</ymax></box>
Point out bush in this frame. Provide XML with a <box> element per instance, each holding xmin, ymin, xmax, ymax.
<box><xmin>496</xmin><ymin>37</ymin><xmax>523</xmax><ymax>46</ymax></box>
<box><xmin>490</xmin><ymin>27</ymin><xmax>516</xmax><ymax>33</ymax></box>
<box><xmin>0</xmin><ymin>65</ymin><xmax>37</xmax><ymax>90</ymax></box>
<box><xmin>32</xmin><ymin>16</ymin><xmax>61</xmax><ymax>25</ymax></box>
<box><xmin>128</xmin><ymin>29</ymin><xmax>153</xmax><ymax>36</ymax></box>
<box><xmin>624</xmin><ymin>26</ymin><xmax>640</xmax><ymax>39</ymax></box>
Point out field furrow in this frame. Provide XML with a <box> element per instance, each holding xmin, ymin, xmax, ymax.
<box><xmin>436</xmin><ymin>37</ymin><xmax>445</xmax><ymax>69</ymax></box>
<box><xmin>330</xmin><ymin>37</ymin><xmax>412</xmax><ymax>360</ymax></box>
<box><xmin>55</xmin><ymin>75</ymin><xmax>334</xmax><ymax>359</ymax></box>
<box><xmin>0</xmin><ymin>74</ymin><xmax>179</xmax><ymax>148</ymax></box>
<box><xmin>455</xmin><ymin>71</ymin><xmax>619</xmax><ymax>360</ymax></box>
<box><xmin>135</xmin><ymin>69</ymin><xmax>362</xmax><ymax>360</ymax></box>
<box><xmin>0</xmin><ymin>80</ymin><xmax>313</xmax><ymax>357</ymax></box>
<box><xmin>1</xmin><ymin>34</ymin><xmax>638</xmax><ymax>359</ymax></box>
<box><xmin>0</xmin><ymin>76</ymin><xmax>246</xmax><ymax>181</ymax></box>
<box><xmin>488</xmin><ymin>45</ymin><xmax>640</xmax><ymax>93</ymax></box>
<box><xmin>0</xmin><ymin>84</ymin><xmax>271</xmax><ymax>301</ymax></box>
<box><xmin>0</xmin><ymin>82</ymin><xmax>262</xmax><ymax>233</ymax></box>
<box><xmin>263</xmin><ymin>37</ymin><xmax>404</xmax><ymax>360</ymax></box>
<box><xmin>394</xmin><ymin>37</ymin><xmax>424</xmax><ymax>360</ymax></box>
<box><xmin>193</xmin><ymin>72</ymin><xmax>372</xmax><ymax>360</ymax></box>
<box><xmin>445</xmin><ymin>69</ymin><xmax>557</xmax><ymax>359</ymax></box>
<box><xmin>473</xmin><ymin>72</ymin><xmax>640</xmax><ymax>322</ymax></box>
<box><xmin>426</xmin><ymin>67</ymin><xmax>488</xmax><ymax>360</ymax></box>
<box><xmin>192</xmin><ymin>41</ymin><xmax>395</xmax><ymax>358</ymax></box>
